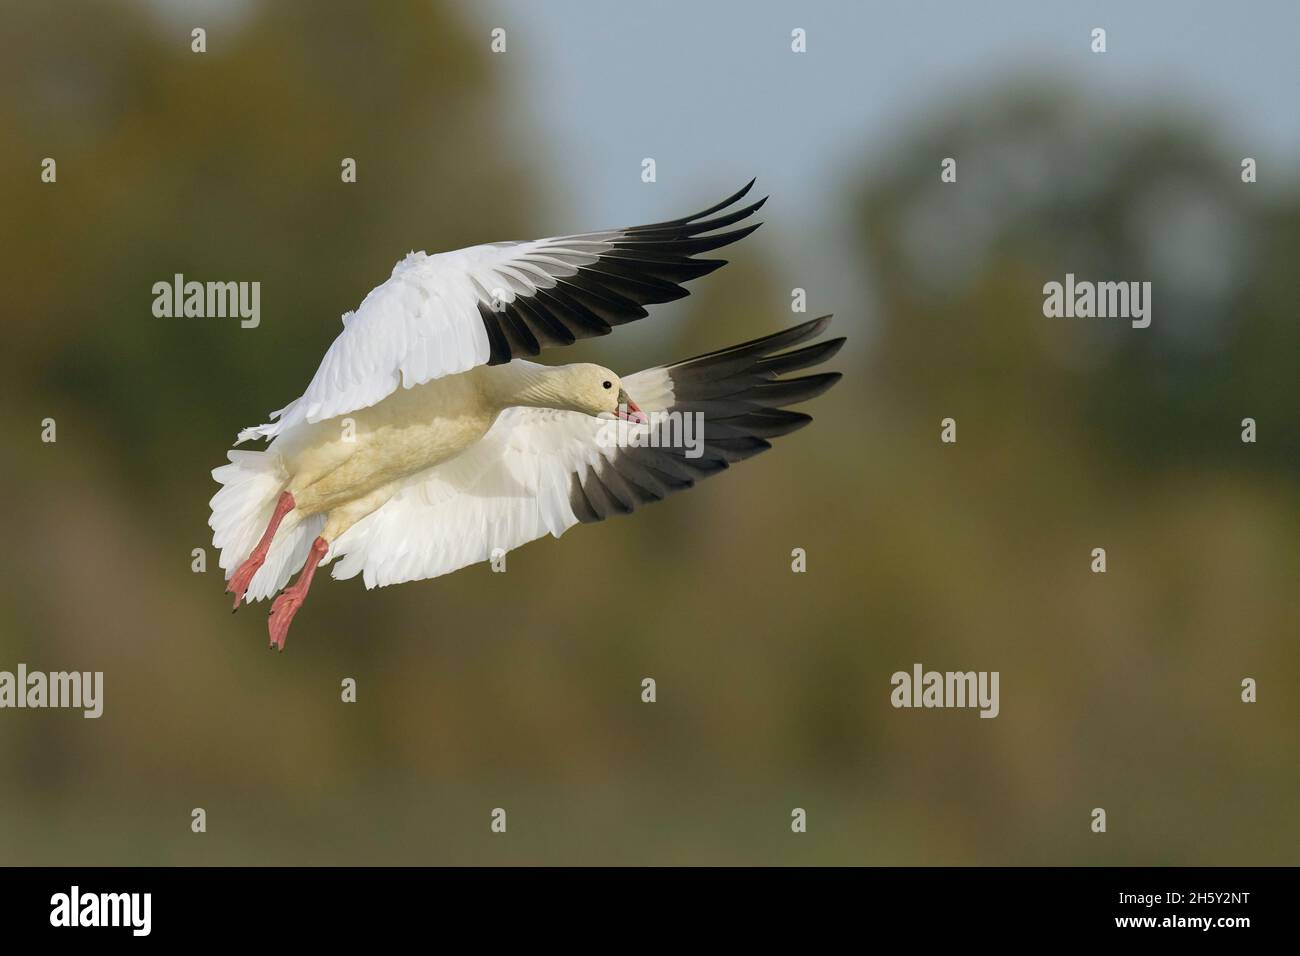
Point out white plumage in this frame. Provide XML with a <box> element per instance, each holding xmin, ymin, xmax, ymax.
<box><xmin>207</xmin><ymin>182</ymin><xmax>844</xmax><ymax>649</ymax></box>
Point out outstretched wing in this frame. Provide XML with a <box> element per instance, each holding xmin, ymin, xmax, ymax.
<box><xmin>238</xmin><ymin>181</ymin><xmax>766</xmax><ymax>442</ymax></box>
<box><xmin>328</xmin><ymin>317</ymin><xmax>844</xmax><ymax>588</ymax></box>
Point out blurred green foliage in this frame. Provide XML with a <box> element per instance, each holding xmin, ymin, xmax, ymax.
<box><xmin>0</xmin><ymin>2</ymin><xmax>1295</xmax><ymax>864</ymax></box>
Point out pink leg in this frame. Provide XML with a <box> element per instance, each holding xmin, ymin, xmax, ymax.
<box><xmin>227</xmin><ymin>491</ymin><xmax>295</xmax><ymax>610</ymax></box>
<box><xmin>267</xmin><ymin>536</ymin><xmax>328</xmax><ymax>651</ymax></box>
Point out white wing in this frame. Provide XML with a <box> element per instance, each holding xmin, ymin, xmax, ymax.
<box><xmin>327</xmin><ymin>318</ymin><xmax>844</xmax><ymax>589</ymax></box>
<box><xmin>327</xmin><ymin>406</ymin><xmax>599</xmax><ymax>588</ymax></box>
<box><xmin>237</xmin><ymin>182</ymin><xmax>766</xmax><ymax>442</ymax></box>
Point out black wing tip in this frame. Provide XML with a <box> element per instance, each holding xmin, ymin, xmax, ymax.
<box><xmin>809</xmin><ymin>336</ymin><xmax>848</xmax><ymax>367</ymax></box>
<box><xmin>664</xmin><ymin>314</ymin><xmax>838</xmax><ymax>373</ymax></box>
<box><xmin>782</xmin><ymin>412</ymin><xmax>816</xmax><ymax>435</ymax></box>
<box><xmin>718</xmin><ymin>177</ymin><xmax>758</xmax><ymax>210</ymax></box>
<box><xmin>673</xmin><ymin>178</ymin><xmax>761</xmax><ymax>226</ymax></box>
<box><xmin>476</xmin><ymin>179</ymin><xmax>767</xmax><ymax>367</ymax></box>
<box><xmin>754</xmin><ymin>335</ymin><xmax>848</xmax><ymax>377</ymax></box>
<box><xmin>578</xmin><ymin>304</ymin><xmax>840</xmax><ymax>521</ymax></box>
<box><xmin>763</xmin><ymin>314</ymin><xmax>836</xmax><ymax>348</ymax></box>
<box><xmin>780</xmin><ymin>314</ymin><xmax>835</xmax><ymax>339</ymax></box>
<box><xmin>725</xmin><ymin>220</ymin><xmax>762</xmax><ymax>243</ymax></box>
<box><xmin>754</xmin><ymin>370</ymin><xmax>843</xmax><ymax>406</ymax></box>
<box><xmin>796</xmin><ymin>315</ymin><xmax>837</xmax><ymax>344</ymax></box>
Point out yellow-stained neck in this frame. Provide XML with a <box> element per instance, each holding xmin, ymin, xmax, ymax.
<box><xmin>480</xmin><ymin>361</ymin><xmax>584</xmax><ymax>412</ymax></box>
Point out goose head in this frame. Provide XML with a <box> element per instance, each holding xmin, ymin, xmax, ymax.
<box><xmin>560</xmin><ymin>364</ymin><xmax>648</xmax><ymax>423</ymax></box>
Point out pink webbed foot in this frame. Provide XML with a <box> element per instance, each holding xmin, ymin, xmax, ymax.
<box><xmin>267</xmin><ymin>536</ymin><xmax>328</xmax><ymax>651</ymax></box>
<box><xmin>227</xmin><ymin>491</ymin><xmax>295</xmax><ymax>610</ymax></box>
<box><xmin>267</xmin><ymin>590</ymin><xmax>306</xmax><ymax>651</ymax></box>
<box><xmin>227</xmin><ymin>559</ymin><xmax>262</xmax><ymax>612</ymax></box>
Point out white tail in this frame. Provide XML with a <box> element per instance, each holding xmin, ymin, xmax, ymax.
<box><xmin>209</xmin><ymin>450</ymin><xmax>324</xmax><ymax>603</ymax></box>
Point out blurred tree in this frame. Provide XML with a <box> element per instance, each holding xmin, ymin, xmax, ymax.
<box><xmin>0</xmin><ymin>0</ymin><xmax>535</xmax><ymax>504</ymax></box>
<box><xmin>0</xmin><ymin>8</ymin><xmax>1295</xmax><ymax>864</ymax></box>
<box><xmin>858</xmin><ymin>84</ymin><xmax>1299</xmax><ymax>475</ymax></box>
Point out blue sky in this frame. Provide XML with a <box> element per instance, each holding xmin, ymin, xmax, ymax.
<box><xmin>153</xmin><ymin>0</ymin><xmax>1300</xmax><ymax>341</ymax></box>
<box><xmin>462</xmin><ymin>0</ymin><xmax>1298</xmax><ymax>338</ymax></box>
<box><xmin>466</xmin><ymin>0</ymin><xmax>1299</xmax><ymax>216</ymax></box>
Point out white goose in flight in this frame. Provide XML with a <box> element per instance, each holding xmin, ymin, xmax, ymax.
<box><xmin>209</xmin><ymin>182</ymin><xmax>844</xmax><ymax>649</ymax></box>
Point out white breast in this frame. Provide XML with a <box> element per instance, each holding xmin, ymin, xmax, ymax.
<box><xmin>275</xmin><ymin>370</ymin><xmax>499</xmax><ymax>514</ymax></box>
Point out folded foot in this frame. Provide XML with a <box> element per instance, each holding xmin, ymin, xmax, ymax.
<box><xmin>227</xmin><ymin>557</ymin><xmax>263</xmax><ymax>612</ymax></box>
<box><xmin>267</xmin><ymin>536</ymin><xmax>328</xmax><ymax>651</ymax></box>
<box><xmin>227</xmin><ymin>490</ymin><xmax>295</xmax><ymax>610</ymax></box>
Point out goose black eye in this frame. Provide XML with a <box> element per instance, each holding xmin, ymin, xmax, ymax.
<box><xmin>602</xmin><ymin>380</ymin><xmax>612</xmax><ymax>389</ymax></box>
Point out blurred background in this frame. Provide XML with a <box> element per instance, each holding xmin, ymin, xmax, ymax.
<box><xmin>1</xmin><ymin>0</ymin><xmax>1297</xmax><ymax>864</ymax></box>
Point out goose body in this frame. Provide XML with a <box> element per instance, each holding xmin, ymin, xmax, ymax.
<box><xmin>274</xmin><ymin>362</ymin><xmax>609</xmax><ymax>518</ymax></box>
<box><xmin>209</xmin><ymin>182</ymin><xmax>845</xmax><ymax>649</ymax></box>
<box><xmin>274</xmin><ymin>366</ymin><xmax>496</xmax><ymax>516</ymax></box>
